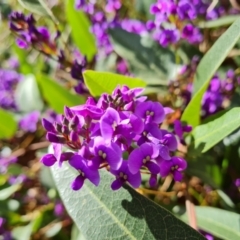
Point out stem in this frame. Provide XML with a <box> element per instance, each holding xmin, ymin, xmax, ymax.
<box><xmin>137</xmin><ymin>188</ymin><xmax>176</xmax><ymax>197</ymax></box>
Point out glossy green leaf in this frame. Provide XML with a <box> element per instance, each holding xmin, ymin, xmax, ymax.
<box><xmin>83</xmin><ymin>70</ymin><xmax>146</xmax><ymax>97</ymax></box>
<box><xmin>15</xmin><ymin>74</ymin><xmax>44</xmax><ymax>113</ymax></box>
<box><xmin>179</xmin><ymin>207</ymin><xmax>240</xmax><ymax>240</ymax></box>
<box><xmin>66</xmin><ymin>0</ymin><xmax>97</xmax><ymax>61</ymax></box>
<box><xmin>51</xmin><ymin>163</ymin><xmax>204</xmax><ymax>240</ymax></box>
<box><xmin>37</xmin><ymin>75</ymin><xmax>84</xmax><ymax>113</ymax></box>
<box><xmin>0</xmin><ymin>109</ymin><xmax>18</xmax><ymax>139</ymax></box>
<box><xmin>198</xmin><ymin>15</ymin><xmax>239</xmax><ymax>28</ymax></box>
<box><xmin>181</xmin><ymin>18</ymin><xmax>240</xmax><ymax>127</ymax></box>
<box><xmin>109</xmin><ymin>28</ymin><xmax>178</xmax><ymax>85</ymax></box>
<box><xmin>18</xmin><ymin>0</ymin><xmax>57</xmax><ymax>21</ymax></box>
<box><xmin>0</xmin><ymin>184</ymin><xmax>21</xmax><ymax>201</ymax></box>
<box><xmin>193</xmin><ymin>107</ymin><xmax>240</xmax><ymax>152</ymax></box>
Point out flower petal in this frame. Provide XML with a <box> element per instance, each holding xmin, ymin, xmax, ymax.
<box><xmin>127</xmin><ymin>171</ymin><xmax>141</xmax><ymax>188</ymax></box>
<box><xmin>71</xmin><ymin>175</ymin><xmax>84</xmax><ymax>191</ymax></box>
<box><xmin>128</xmin><ymin>148</ymin><xmax>143</xmax><ymax>174</ymax></box>
<box><xmin>111</xmin><ymin>179</ymin><xmax>123</xmax><ymax>190</ymax></box>
<box><xmin>145</xmin><ymin>161</ymin><xmax>160</xmax><ymax>174</ymax></box>
<box><xmin>40</xmin><ymin>154</ymin><xmax>56</xmax><ymax>167</ymax></box>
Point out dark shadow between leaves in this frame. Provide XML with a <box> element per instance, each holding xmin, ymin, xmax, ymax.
<box><xmin>121</xmin><ymin>185</ymin><xmax>204</xmax><ymax>240</ymax></box>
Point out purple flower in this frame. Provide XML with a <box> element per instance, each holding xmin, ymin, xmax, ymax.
<box><xmin>100</xmin><ymin>107</ymin><xmax>121</xmax><ymax>141</ymax></box>
<box><xmin>181</xmin><ymin>24</ymin><xmax>203</xmax><ymax>43</ymax></box>
<box><xmin>177</xmin><ymin>0</ymin><xmax>196</xmax><ymax>20</ymax></box>
<box><xmin>19</xmin><ymin>111</ymin><xmax>40</xmax><ymax>132</ymax></box>
<box><xmin>137</xmin><ymin>123</ymin><xmax>162</xmax><ymax>146</ymax></box>
<box><xmin>135</xmin><ymin>101</ymin><xmax>165</xmax><ymax>124</ymax></box>
<box><xmin>105</xmin><ymin>0</ymin><xmax>121</xmax><ymax>13</ymax></box>
<box><xmin>235</xmin><ymin>179</ymin><xmax>240</xmax><ymax>188</ymax></box>
<box><xmin>128</xmin><ymin>143</ymin><xmax>160</xmax><ymax>176</ymax></box>
<box><xmin>158</xmin><ymin>29</ymin><xmax>180</xmax><ymax>47</ymax></box>
<box><xmin>174</xmin><ymin>120</ymin><xmax>192</xmax><ymax>143</ymax></box>
<box><xmin>69</xmin><ymin>154</ymin><xmax>100</xmax><ymax>190</ymax></box>
<box><xmin>110</xmin><ymin>161</ymin><xmax>141</xmax><ymax>190</ymax></box>
<box><xmin>159</xmin><ymin>156</ymin><xmax>187</xmax><ymax>181</ymax></box>
<box><xmin>88</xmin><ymin>136</ymin><xmax>122</xmax><ymax>170</ymax></box>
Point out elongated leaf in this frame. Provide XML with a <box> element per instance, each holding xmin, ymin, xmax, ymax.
<box><xmin>179</xmin><ymin>207</ymin><xmax>240</xmax><ymax>240</ymax></box>
<box><xmin>83</xmin><ymin>70</ymin><xmax>146</xmax><ymax>97</ymax></box>
<box><xmin>37</xmin><ymin>75</ymin><xmax>84</xmax><ymax>113</ymax></box>
<box><xmin>109</xmin><ymin>28</ymin><xmax>177</xmax><ymax>85</ymax></box>
<box><xmin>198</xmin><ymin>15</ymin><xmax>239</xmax><ymax>28</ymax></box>
<box><xmin>66</xmin><ymin>0</ymin><xmax>97</xmax><ymax>61</ymax></box>
<box><xmin>0</xmin><ymin>109</ymin><xmax>18</xmax><ymax>139</ymax></box>
<box><xmin>181</xmin><ymin>18</ymin><xmax>240</xmax><ymax>127</ymax></box>
<box><xmin>18</xmin><ymin>0</ymin><xmax>57</xmax><ymax>21</ymax></box>
<box><xmin>0</xmin><ymin>184</ymin><xmax>21</xmax><ymax>200</ymax></box>
<box><xmin>12</xmin><ymin>222</ymin><xmax>33</xmax><ymax>240</ymax></box>
<box><xmin>51</xmin><ymin>164</ymin><xmax>204</xmax><ymax>240</ymax></box>
<box><xmin>193</xmin><ymin>107</ymin><xmax>240</xmax><ymax>152</ymax></box>
<box><xmin>15</xmin><ymin>74</ymin><xmax>44</xmax><ymax>113</ymax></box>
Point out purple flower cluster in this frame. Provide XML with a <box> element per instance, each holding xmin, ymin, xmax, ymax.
<box><xmin>19</xmin><ymin>111</ymin><xmax>40</xmax><ymax>132</ymax></box>
<box><xmin>41</xmin><ymin>85</ymin><xmax>187</xmax><ymax>191</ymax></box>
<box><xmin>0</xmin><ymin>69</ymin><xmax>22</xmax><ymax>110</ymax></box>
<box><xmin>170</xmin><ymin>57</ymin><xmax>240</xmax><ymax>117</ymax></box>
<box><xmin>147</xmin><ymin>0</ymin><xmax>225</xmax><ymax>46</ymax></box>
<box><xmin>9</xmin><ymin>12</ymin><xmax>59</xmax><ymax>54</ymax></box>
<box><xmin>75</xmin><ymin>0</ymin><xmax>146</xmax><ymax>57</ymax></box>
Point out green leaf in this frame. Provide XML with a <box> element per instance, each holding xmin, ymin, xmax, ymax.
<box><xmin>179</xmin><ymin>206</ymin><xmax>240</xmax><ymax>240</ymax></box>
<box><xmin>83</xmin><ymin>70</ymin><xmax>146</xmax><ymax>97</ymax></box>
<box><xmin>193</xmin><ymin>107</ymin><xmax>240</xmax><ymax>153</ymax></box>
<box><xmin>0</xmin><ymin>184</ymin><xmax>21</xmax><ymax>201</ymax></box>
<box><xmin>181</xmin><ymin>18</ymin><xmax>240</xmax><ymax>127</ymax></box>
<box><xmin>37</xmin><ymin>75</ymin><xmax>84</xmax><ymax>113</ymax></box>
<box><xmin>15</xmin><ymin>74</ymin><xmax>44</xmax><ymax>113</ymax></box>
<box><xmin>51</xmin><ymin>164</ymin><xmax>204</xmax><ymax>240</ymax></box>
<box><xmin>66</xmin><ymin>0</ymin><xmax>97</xmax><ymax>61</ymax></box>
<box><xmin>18</xmin><ymin>0</ymin><xmax>57</xmax><ymax>21</ymax></box>
<box><xmin>109</xmin><ymin>28</ymin><xmax>178</xmax><ymax>85</ymax></box>
<box><xmin>198</xmin><ymin>15</ymin><xmax>239</xmax><ymax>28</ymax></box>
<box><xmin>0</xmin><ymin>109</ymin><xmax>18</xmax><ymax>139</ymax></box>
<box><xmin>12</xmin><ymin>221</ymin><xmax>34</xmax><ymax>240</ymax></box>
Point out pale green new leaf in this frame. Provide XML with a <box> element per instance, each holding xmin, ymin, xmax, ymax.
<box><xmin>179</xmin><ymin>207</ymin><xmax>240</xmax><ymax>240</ymax></box>
<box><xmin>0</xmin><ymin>184</ymin><xmax>21</xmax><ymax>201</ymax></box>
<box><xmin>83</xmin><ymin>70</ymin><xmax>146</xmax><ymax>97</ymax></box>
<box><xmin>66</xmin><ymin>0</ymin><xmax>97</xmax><ymax>61</ymax></box>
<box><xmin>193</xmin><ymin>107</ymin><xmax>240</xmax><ymax>152</ymax></box>
<box><xmin>15</xmin><ymin>74</ymin><xmax>44</xmax><ymax>113</ymax></box>
<box><xmin>51</xmin><ymin>164</ymin><xmax>204</xmax><ymax>240</ymax></box>
<box><xmin>198</xmin><ymin>15</ymin><xmax>239</xmax><ymax>28</ymax></box>
<box><xmin>181</xmin><ymin>18</ymin><xmax>240</xmax><ymax>127</ymax></box>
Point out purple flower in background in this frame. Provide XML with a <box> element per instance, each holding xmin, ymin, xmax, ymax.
<box><xmin>158</xmin><ymin>29</ymin><xmax>180</xmax><ymax>47</ymax></box>
<box><xmin>235</xmin><ymin>178</ymin><xmax>240</xmax><ymax>188</ymax></box>
<box><xmin>0</xmin><ymin>156</ymin><xmax>17</xmax><ymax>173</ymax></box>
<box><xmin>177</xmin><ymin>0</ymin><xmax>196</xmax><ymax>20</ymax></box>
<box><xmin>111</xmin><ymin>161</ymin><xmax>141</xmax><ymax>190</ymax></box>
<box><xmin>0</xmin><ymin>69</ymin><xmax>21</xmax><ymax>110</ymax></box>
<box><xmin>105</xmin><ymin>0</ymin><xmax>121</xmax><ymax>13</ymax></box>
<box><xmin>174</xmin><ymin>120</ymin><xmax>192</xmax><ymax>143</ymax></box>
<box><xmin>159</xmin><ymin>156</ymin><xmax>187</xmax><ymax>181</ymax></box>
<box><xmin>19</xmin><ymin>111</ymin><xmax>40</xmax><ymax>132</ymax></box>
<box><xmin>181</xmin><ymin>24</ymin><xmax>203</xmax><ymax>43</ymax></box>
